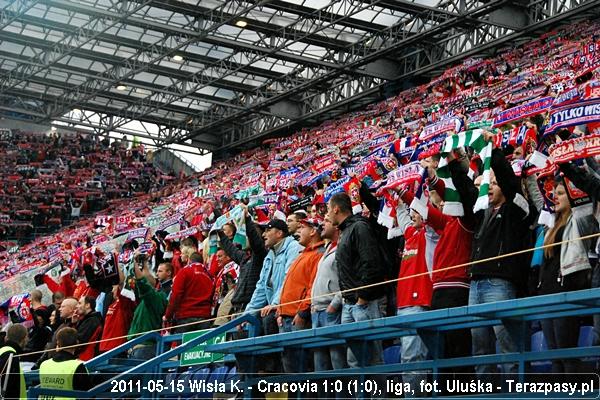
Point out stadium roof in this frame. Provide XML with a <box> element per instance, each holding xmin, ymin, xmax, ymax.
<box><xmin>0</xmin><ymin>0</ymin><xmax>599</xmax><ymax>157</ymax></box>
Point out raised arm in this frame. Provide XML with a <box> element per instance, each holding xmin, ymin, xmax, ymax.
<box><xmin>560</xmin><ymin>162</ymin><xmax>600</xmax><ymax>200</ymax></box>
<box><xmin>217</xmin><ymin>230</ymin><xmax>246</xmax><ymax>265</ymax></box>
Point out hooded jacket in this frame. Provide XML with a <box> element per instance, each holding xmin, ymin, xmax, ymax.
<box><xmin>413</xmin><ymin>173</ymin><xmax>474</xmax><ymax>291</ymax></box>
<box><xmin>128</xmin><ymin>277</ymin><xmax>167</xmax><ymax>343</ymax></box>
<box><xmin>311</xmin><ymin>242</ymin><xmax>342</xmax><ymax>312</ymax></box>
<box><xmin>559</xmin><ymin>162</ymin><xmax>600</xmax><ymax>273</ymax></box>
<box><xmin>395</xmin><ymin>204</ymin><xmax>433</xmax><ymax>308</ymax></box>
<box><xmin>278</xmin><ymin>241</ymin><xmax>325</xmax><ymax>318</ymax></box>
<box><xmin>245</xmin><ymin>235</ymin><xmax>302</xmax><ymax>312</ymax></box>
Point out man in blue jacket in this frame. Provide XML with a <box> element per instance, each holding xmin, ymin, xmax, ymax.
<box><xmin>245</xmin><ymin>218</ymin><xmax>303</xmax><ymax>372</ymax></box>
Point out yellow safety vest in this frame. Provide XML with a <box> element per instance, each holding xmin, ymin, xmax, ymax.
<box><xmin>38</xmin><ymin>358</ymin><xmax>84</xmax><ymax>400</ymax></box>
<box><xmin>0</xmin><ymin>345</ymin><xmax>26</xmax><ymax>400</ymax></box>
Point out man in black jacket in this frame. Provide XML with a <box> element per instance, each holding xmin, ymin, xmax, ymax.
<box><xmin>218</xmin><ymin>203</ymin><xmax>268</xmax><ymax>313</ymax></box>
<box><xmin>75</xmin><ymin>296</ymin><xmax>103</xmax><ymax>361</ymax></box>
<box><xmin>450</xmin><ymin>131</ymin><xmax>534</xmax><ymax>380</ymax></box>
<box><xmin>0</xmin><ymin>324</ymin><xmax>28</xmax><ymax>399</ymax></box>
<box><xmin>358</xmin><ymin>179</ymin><xmax>403</xmax><ymax>317</ymax></box>
<box><xmin>219</xmin><ymin>203</ymin><xmax>269</xmax><ymax>388</ymax></box>
<box><xmin>327</xmin><ymin>192</ymin><xmax>386</xmax><ymax>367</ymax></box>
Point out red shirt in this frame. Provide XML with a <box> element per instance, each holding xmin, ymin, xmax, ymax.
<box><xmin>396</xmin><ymin>226</ymin><xmax>433</xmax><ymax>309</ymax></box>
<box><xmin>73</xmin><ymin>279</ymin><xmax>99</xmax><ymax>300</ymax></box>
<box><xmin>426</xmin><ymin>204</ymin><xmax>473</xmax><ymax>290</ymax></box>
<box><xmin>171</xmin><ymin>249</ymin><xmax>184</xmax><ymax>277</ymax></box>
<box><xmin>42</xmin><ymin>274</ymin><xmax>75</xmax><ymax>297</ymax></box>
<box><xmin>164</xmin><ymin>262</ymin><xmax>214</xmax><ymax>321</ymax></box>
<box><xmin>100</xmin><ymin>294</ymin><xmax>135</xmax><ymax>352</ymax></box>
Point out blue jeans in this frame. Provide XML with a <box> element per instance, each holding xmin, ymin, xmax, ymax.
<box><xmin>342</xmin><ymin>299</ymin><xmax>383</xmax><ymax>368</ymax></box>
<box><xmin>397</xmin><ymin>306</ymin><xmax>429</xmax><ymax>397</ymax></box>
<box><xmin>469</xmin><ymin>279</ymin><xmax>518</xmax><ymax>378</ymax></box>
<box><xmin>279</xmin><ymin>316</ymin><xmax>308</xmax><ymax>373</ymax></box>
<box><xmin>312</xmin><ymin>310</ymin><xmax>347</xmax><ymax>371</ymax></box>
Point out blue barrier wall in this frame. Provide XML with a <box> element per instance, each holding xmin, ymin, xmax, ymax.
<box><xmin>26</xmin><ymin>289</ymin><xmax>600</xmax><ymax>399</ymax></box>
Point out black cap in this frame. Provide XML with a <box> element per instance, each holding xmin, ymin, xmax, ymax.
<box><xmin>265</xmin><ymin>219</ymin><xmax>289</xmax><ymax>236</ymax></box>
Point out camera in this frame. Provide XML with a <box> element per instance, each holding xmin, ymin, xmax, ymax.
<box><xmin>135</xmin><ymin>253</ymin><xmax>148</xmax><ymax>265</ymax></box>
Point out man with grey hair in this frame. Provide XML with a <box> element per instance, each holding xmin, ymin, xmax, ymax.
<box><xmin>0</xmin><ymin>324</ymin><xmax>28</xmax><ymax>399</ymax></box>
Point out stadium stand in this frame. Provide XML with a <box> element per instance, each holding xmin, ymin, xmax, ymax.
<box><xmin>0</xmin><ymin>13</ymin><xmax>599</xmax><ymax>400</ymax></box>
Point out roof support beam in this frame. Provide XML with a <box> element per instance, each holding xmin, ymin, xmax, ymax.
<box><xmin>87</xmin><ymin>0</ymin><xmax>393</xmax><ymax>141</ymax></box>
<box><xmin>217</xmin><ymin>0</ymin><xmax>600</xmax><ymax>152</ymax></box>
<box><xmin>169</xmin><ymin>0</ymin><xmax>510</xmax><ymax>146</ymax></box>
<box><xmin>0</xmin><ymin>0</ymin><xmax>154</xmax><ymax>99</ymax></box>
<box><xmin>7</xmin><ymin>13</ymin><xmax>289</xmax><ymax>81</ymax></box>
<box><xmin>0</xmin><ymin>51</ymin><xmax>251</xmax><ymax>111</ymax></box>
<box><xmin>0</xmin><ymin>30</ymin><xmax>259</xmax><ymax>93</ymax></box>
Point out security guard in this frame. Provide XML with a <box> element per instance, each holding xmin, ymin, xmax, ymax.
<box><xmin>39</xmin><ymin>327</ymin><xmax>93</xmax><ymax>399</ymax></box>
<box><xmin>0</xmin><ymin>324</ymin><xmax>28</xmax><ymax>399</ymax></box>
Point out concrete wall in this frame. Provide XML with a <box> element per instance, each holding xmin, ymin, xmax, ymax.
<box><xmin>0</xmin><ymin>119</ymin><xmax>55</xmax><ymax>134</ymax></box>
<box><xmin>153</xmin><ymin>148</ymin><xmax>197</xmax><ymax>177</ymax></box>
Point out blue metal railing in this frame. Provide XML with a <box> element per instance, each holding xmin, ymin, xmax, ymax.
<box><xmin>26</xmin><ymin>313</ymin><xmax>260</xmax><ymax>399</ymax></box>
<box><xmin>26</xmin><ymin>289</ymin><xmax>600</xmax><ymax>399</ymax></box>
<box><xmin>205</xmin><ymin>289</ymin><xmax>600</xmax><ymax>399</ymax></box>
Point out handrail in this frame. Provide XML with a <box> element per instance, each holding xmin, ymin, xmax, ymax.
<box><xmin>27</xmin><ymin>290</ymin><xmax>600</xmax><ymax>398</ymax></box>
<box><xmin>27</xmin><ymin>313</ymin><xmax>260</xmax><ymax>399</ymax></box>
<box><xmin>86</xmin><ymin>331</ymin><xmax>162</xmax><ymax>369</ymax></box>
<box><xmin>207</xmin><ymin>289</ymin><xmax>600</xmax><ymax>355</ymax></box>
<box><xmin>23</xmin><ymin>331</ymin><xmax>163</xmax><ymax>385</ymax></box>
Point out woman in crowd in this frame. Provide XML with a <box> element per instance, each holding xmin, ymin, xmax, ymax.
<box><xmin>539</xmin><ymin>167</ymin><xmax>599</xmax><ymax>373</ymax></box>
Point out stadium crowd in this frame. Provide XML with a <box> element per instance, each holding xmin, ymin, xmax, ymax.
<box><xmin>1</xmin><ymin>18</ymin><xmax>600</xmax><ymax>398</ymax></box>
<box><xmin>0</xmin><ymin>131</ymin><xmax>176</xmax><ymax>244</ymax></box>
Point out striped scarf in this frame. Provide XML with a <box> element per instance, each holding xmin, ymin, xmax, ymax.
<box><xmin>437</xmin><ymin>129</ymin><xmax>493</xmax><ymax>216</ymax></box>
<box><xmin>409</xmin><ymin>167</ymin><xmax>429</xmax><ymax>220</ymax></box>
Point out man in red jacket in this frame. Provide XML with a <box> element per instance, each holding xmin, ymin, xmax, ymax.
<box><xmin>99</xmin><ymin>284</ymin><xmax>135</xmax><ymax>353</ymax></box>
<box><xmin>423</xmin><ymin>159</ymin><xmax>475</xmax><ymax>388</ymax></box>
<box><xmin>395</xmin><ymin>193</ymin><xmax>436</xmax><ymax>395</ymax></box>
<box><xmin>163</xmin><ymin>252</ymin><xmax>214</xmax><ymax>334</ymax></box>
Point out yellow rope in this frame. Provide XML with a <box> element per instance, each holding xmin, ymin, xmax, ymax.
<box><xmin>12</xmin><ymin>231</ymin><xmax>600</xmax><ymax>358</ymax></box>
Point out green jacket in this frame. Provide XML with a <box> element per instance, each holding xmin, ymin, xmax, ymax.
<box><xmin>128</xmin><ymin>277</ymin><xmax>168</xmax><ymax>343</ymax></box>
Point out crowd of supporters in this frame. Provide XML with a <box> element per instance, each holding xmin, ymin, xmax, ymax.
<box><xmin>0</xmin><ymin>18</ymin><xmax>600</xmax><ymax>397</ymax></box>
<box><xmin>0</xmin><ymin>131</ymin><xmax>176</xmax><ymax>244</ymax></box>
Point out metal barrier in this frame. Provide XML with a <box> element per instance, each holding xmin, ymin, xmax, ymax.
<box><xmin>25</xmin><ymin>289</ymin><xmax>600</xmax><ymax>399</ymax></box>
<box><xmin>26</xmin><ymin>313</ymin><xmax>261</xmax><ymax>399</ymax></box>
<box><xmin>206</xmin><ymin>289</ymin><xmax>600</xmax><ymax>399</ymax></box>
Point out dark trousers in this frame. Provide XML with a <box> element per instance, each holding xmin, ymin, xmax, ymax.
<box><xmin>591</xmin><ymin>260</ymin><xmax>600</xmax><ymax>346</ymax></box>
<box><xmin>431</xmin><ymin>287</ymin><xmax>473</xmax><ymax>390</ymax></box>
<box><xmin>234</xmin><ymin>311</ymin><xmax>282</xmax><ymax>375</ymax></box>
<box><xmin>541</xmin><ymin>269</ymin><xmax>590</xmax><ymax>374</ymax></box>
<box><xmin>261</xmin><ymin>311</ymin><xmax>283</xmax><ymax>373</ymax></box>
<box><xmin>172</xmin><ymin>318</ymin><xmax>212</xmax><ymax>335</ymax></box>
<box><xmin>279</xmin><ymin>316</ymin><xmax>310</xmax><ymax>373</ymax></box>
<box><xmin>232</xmin><ymin>329</ymin><xmax>265</xmax><ymax>400</ymax></box>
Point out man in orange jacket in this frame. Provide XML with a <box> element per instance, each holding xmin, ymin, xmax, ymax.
<box><xmin>277</xmin><ymin>217</ymin><xmax>326</xmax><ymax>373</ymax></box>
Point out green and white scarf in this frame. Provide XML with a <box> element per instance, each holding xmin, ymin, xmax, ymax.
<box><xmin>437</xmin><ymin>129</ymin><xmax>493</xmax><ymax>216</ymax></box>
